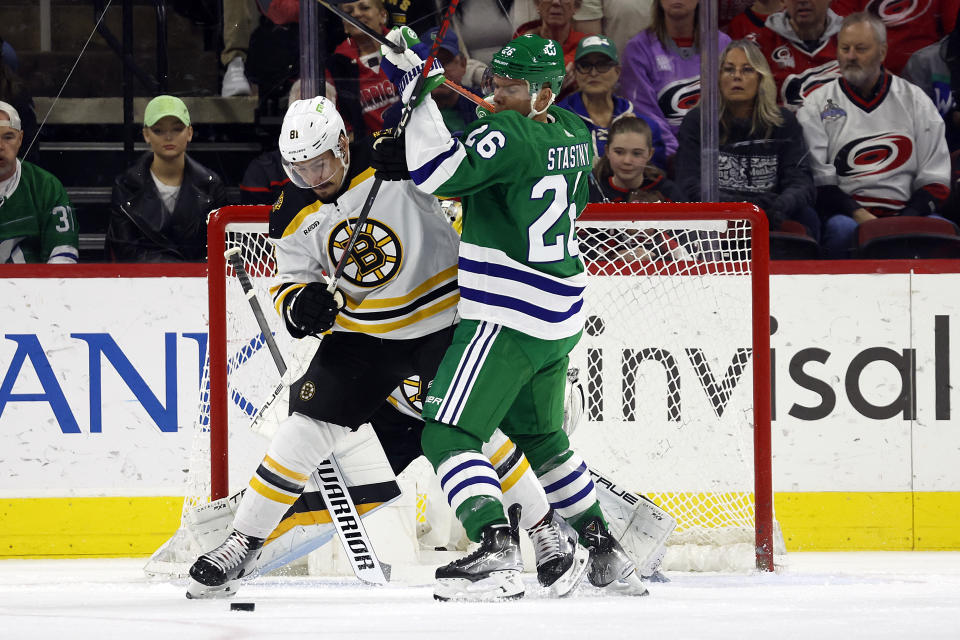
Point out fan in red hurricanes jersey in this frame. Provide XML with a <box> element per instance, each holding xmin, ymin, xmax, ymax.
<box><xmin>797</xmin><ymin>11</ymin><xmax>952</xmax><ymax>257</ymax></box>
<box><xmin>726</xmin><ymin>0</ymin><xmax>784</xmax><ymax>42</ymax></box>
<box><xmin>831</xmin><ymin>0</ymin><xmax>960</xmax><ymax>73</ymax></box>
<box><xmin>755</xmin><ymin>0</ymin><xmax>844</xmax><ymax>111</ymax></box>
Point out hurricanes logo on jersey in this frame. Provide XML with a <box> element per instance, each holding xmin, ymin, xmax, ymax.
<box><xmin>868</xmin><ymin>0</ymin><xmax>930</xmax><ymax>27</ymax></box>
<box><xmin>834</xmin><ymin>133</ymin><xmax>913</xmax><ymax>179</ymax></box>
<box><xmin>771</xmin><ymin>45</ymin><xmax>796</xmax><ymax>69</ymax></box>
<box><xmin>328</xmin><ymin>217</ymin><xmax>402</xmax><ymax>288</ymax></box>
<box><xmin>782</xmin><ymin>61</ymin><xmax>840</xmax><ymax>109</ymax></box>
<box><xmin>657</xmin><ymin>78</ymin><xmax>701</xmax><ymax>126</ymax></box>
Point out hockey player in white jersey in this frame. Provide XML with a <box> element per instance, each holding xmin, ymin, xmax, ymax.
<box><xmin>185</xmin><ymin>96</ymin><xmax>589</xmax><ymax>599</ymax></box>
<box><xmin>797</xmin><ymin>11</ymin><xmax>952</xmax><ymax>257</ymax></box>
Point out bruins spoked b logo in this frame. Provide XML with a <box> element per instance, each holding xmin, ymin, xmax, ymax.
<box><xmin>299</xmin><ymin>381</ymin><xmax>316</xmax><ymax>402</ymax></box>
<box><xmin>328</xmin><ymin>217</ymin><xmax>402</xmax><ymax>287</ymax></box>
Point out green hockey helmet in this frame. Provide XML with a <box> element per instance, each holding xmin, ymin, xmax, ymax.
<box><xmin>490</xmin><ymin>34</ymin><xmax>566</xmax><ymax>96</ymax></box>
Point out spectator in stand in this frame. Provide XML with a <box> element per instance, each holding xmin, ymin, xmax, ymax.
<box><xmin>557</xmin><ymin>34</ymin><xmax>673</xmax><ymax>170</ymax></box>
<box><xmin>0</xmin><ymin>35</ymin><xmax>37</xmax><ymax>157</ymax></box>
<box><xmin>755</xmin><ymin>0</ymin><xmax>843</xmax><ymax>111</ymax></box>
<box><xmin>677</xmin><ymin>39</ymin><xmax>818</xmax><ymax>239</ymax></box>
<box><xmin>572</xmin><ymin>0</ymin><xmax>653</xmax><ymax>58</ymax></box>
<box><xmin>903</xmin><ymin>19</ymin><xmax>960</xmax><ymax>153</ymax></box>
<box><xmin>106</xmin><ymin>96</ymin><xmax>228</xmax><ymax>262</ymax></box>
<box><xmin>419</xmin><ymin>26</ymin><xmax>482</xmax><ymax>135</ymax></box>
<box><xmin>514</xmin><ymin>0</ymin><xmax>588</xmax><ymax>98</ymax></box>
<box><xmin>620</xmin><ymin>0</ymin><xmax>732</xmax><ymax>142</ymax></box>
<box><xmin>589</xmin><ymin>116</ymin><xmax>682</xmax><ymax>203</ymax></box>
<box><xmin>721</xmin><ymin>0</ymin><xmax>759</xmax><ymax>26</ymax></box>
<box><xmin>797</xmin><ymin>13</ymin><xmax>952</xmax><ymax>257</ymax></box>
<box><xmin>221</xmin><ymin>0</ymin><xmax>258</xmax><ymax>97</ymax></box>
<box><xmin>726</xmin><ymin>0</ymin><xmax>783</xmax><ymax>42</ymax></box>
<box><xmin>585</xmin><ymin>116</ymin><xmax>684</xmax><ymax>263</ymax></box>
<box><xmin>0</xmin><ymin>101</ymin><xmax>77</xmax><ymax>264</ymax></box>
<box><xmin>831</xmin><ymin>0</ymin><xmax>960</xmax><ymax>75</ymax></box>
<box><xmin>326</xmin><ymin>0</ymin><xmax>400</xmax><ymax>139</ymax></box>
<box><xmin>240</xmin><ymin>151</ymin><xmax>289</xmax><ymax>205</ymax></box>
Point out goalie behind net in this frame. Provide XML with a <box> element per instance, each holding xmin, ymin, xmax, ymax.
<box><xmin>150</xmin><ymin>204</ymin><xmax>783</xmax><ymax>577</ymax></box>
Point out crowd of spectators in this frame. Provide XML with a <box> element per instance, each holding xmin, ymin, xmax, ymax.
<box><xmin>4</xmin><ymin>0</ymin><xmax>960</xmax><ymax>264</ymax></box>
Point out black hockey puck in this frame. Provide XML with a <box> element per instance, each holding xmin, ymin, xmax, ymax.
<box><xmin>230</xmin><ymin>602</ymin><xmax>255</xmax><ymax>611</ymax></box>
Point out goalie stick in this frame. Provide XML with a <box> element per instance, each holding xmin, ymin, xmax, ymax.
<box><xmin>224</xmin><ymin>247</ymin><xmax>391</xmax><ymax>585</ymax></box>
<box><xmin>323</xmin><ymin>0</ymin><xmax>461</xmax><ymax>294</ymax></box>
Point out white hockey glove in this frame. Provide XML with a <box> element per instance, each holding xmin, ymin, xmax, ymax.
<box><xmin>380</xmin><ymin>26</ymin><xmax>445</xmax><ymax>105</ymax></box>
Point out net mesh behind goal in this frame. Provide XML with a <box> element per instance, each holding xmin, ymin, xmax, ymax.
<box><xmin>148</xmin><ymin>203</ymin><xmax>781</xmax><ymax>577</ymax></box>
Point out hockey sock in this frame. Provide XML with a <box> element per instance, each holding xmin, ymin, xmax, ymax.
<box><xmin>535</xmin><ymin>451</ymin><xmax>603</xmax><ymax>539</ymax></box>
<box><xmin>437</xmin><ymin>451</ymin><xmax>507</xmax><ymax>542</ymax></box>
<box><xmin>482</xmin><ymin>430</ymin><xmax>549</xmax><ymax>530</ymax></box>
<box><xmin>234</xmin><ymin>413</ymin><xmax>349</xmax><ymax>538</ymax></box>
<box><xmin>233</xmin><ymin>451</ymin><xmax>309</xmax><ymax>539</ymax></box>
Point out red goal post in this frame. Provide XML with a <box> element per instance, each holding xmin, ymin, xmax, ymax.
<box><xmin>203</xmin><ymin>202</ymin><xmax>776</xmax><ymax>572</ymax></box>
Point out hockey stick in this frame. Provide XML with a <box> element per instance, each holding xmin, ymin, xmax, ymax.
<box><xmin>224</xmin><ymin>247</ymin><xmax>391</xmax><ymax>585</ymax></box>
<box><xmin>323</xmin><ymin>0</ymin><xmax>462</xmax><ymax>294</ymax></box>
<box><xmin>316</xmin><ymin>0</ymin><xmax>494</xmax><ymax>113</ymax></box>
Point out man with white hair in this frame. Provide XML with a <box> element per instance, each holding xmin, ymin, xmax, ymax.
<box><xmin>797</xmin><ymin>12</ymin><xmax>952</xmax><ymax>257</ymax></box>
<box><xmin>0</xmin><ymin>100</ymin><xmax>78</xmax><ymax>263</ymax></box>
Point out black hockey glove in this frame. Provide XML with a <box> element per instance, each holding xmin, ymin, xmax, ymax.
<box><xmin>371</xmin><ymin>130</ymin><xmax>409</xmax><ymax>181</ymax></box>
<box><xmin>288</xmin><ymin>282</ymin><xmax>345</xmax><ymax>336</ymax></box>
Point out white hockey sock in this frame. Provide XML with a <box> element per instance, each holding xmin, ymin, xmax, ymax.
<box><xmin>234</xmin><ymin>412</ymin><xmax>350</xmax><ymax>538</ymax></box>
<box><xmin>437</xmin><ymin>451</ymin><xmax>504</xmax><ymax>517</ymax></box>
<box><xmin>536</xmin><ymin>452</ymin><xmax>599</xmax><ymax>521</ymax></box>
<box><xmin>483</xmin><ymin>430</ymin><xmax>549</xmax><ymax>530</ymax></box>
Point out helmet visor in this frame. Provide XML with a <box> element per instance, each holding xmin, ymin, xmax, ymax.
<box><xmin>282</xmin><ymin>153</ymin><xmax>342</xmax><ymax>190</ymax></box>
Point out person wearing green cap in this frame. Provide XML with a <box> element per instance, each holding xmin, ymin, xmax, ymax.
<box><xmin>557</xmin><ymin>34</ymin><xmax>674</xmax><ymax>171</ymax></box>
<box><xmin>106</xmin><ymin>95</ymin><xmax>227</xmax><ymax>262</ymax></box>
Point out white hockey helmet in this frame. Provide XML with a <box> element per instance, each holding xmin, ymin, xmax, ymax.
<box><xmin>279</xmin><ymin>96</ymin><xmax>349</xmax><ymax>190</ymax></box>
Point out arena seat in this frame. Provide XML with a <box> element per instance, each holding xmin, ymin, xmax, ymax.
<box><xmin>770</xmin><ymin>220</ymin><xmax>821</xmax><ymax>259</ymax></box>
<box><xmin>856</xmin><ymin>216</ymin><xmax>960</xmax><ymax>259</ymax></box>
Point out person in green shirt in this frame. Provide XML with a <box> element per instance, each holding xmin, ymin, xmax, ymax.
<box><xmin>0</xmin><ymin>100</ymin><xmax>78</xmax><ymax>263</ymax></box>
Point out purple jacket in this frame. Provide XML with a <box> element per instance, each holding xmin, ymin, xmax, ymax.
<box><xmin>620</xmin><ymin>29</ymin><xmax>731</xmax><ymax>138</ymax></box>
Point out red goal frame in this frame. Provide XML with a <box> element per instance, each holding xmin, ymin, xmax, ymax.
<box><xmin>205</xmin><ymin>202</ymin><xmax>774</xmax><ymax>571</ymax></box>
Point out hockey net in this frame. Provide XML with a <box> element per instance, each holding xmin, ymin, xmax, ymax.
<box><xmin>148</xmin><ymin>202</ymin><xmax>782</xmax><ymax>577</ymax></box>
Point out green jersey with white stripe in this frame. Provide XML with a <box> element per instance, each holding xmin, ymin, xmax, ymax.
<box><xmin>0</xmin><ymin>160</ymin><xmax>78</xmax><ymax>263</ymax></box>
<box><xmin>407</xmin><ymin>102</ymin><xmax>593</xmax><ymax>340</ymax></box>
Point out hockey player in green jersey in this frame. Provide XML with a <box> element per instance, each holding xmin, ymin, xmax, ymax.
<box><xmin>381</xmin><ymin>31</ymin><xmax>647</xmax><ymax>601</ymax></box>
<box><xmin>0</xmin><ymin>101</ymin><xmax>78</xmax><ymax>263</ymax></box>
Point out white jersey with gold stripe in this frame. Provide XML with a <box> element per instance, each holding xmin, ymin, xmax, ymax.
<box><xmin>271</xmin><ymin>170</ymin><xmax>460</xmax><ymax>340</ymax></box>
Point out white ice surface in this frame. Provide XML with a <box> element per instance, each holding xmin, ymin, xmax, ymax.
<box><xmin>1</xmin><ymin>552</ymin><xmax>959</xmax><ymax>640</ymax></box>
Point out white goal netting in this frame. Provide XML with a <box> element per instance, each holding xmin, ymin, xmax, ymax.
<box><xmin>147</xmin><ymin>204</ymin><xmax>783</xmax><ymax>578</ymax></box>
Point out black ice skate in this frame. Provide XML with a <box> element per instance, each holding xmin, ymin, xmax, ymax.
<box><xmin>434</xmin><ymin>505</ymin><xmax>524</xmax><ymax>602</ymax></box>
<box><xmin>186</xmin><ymin>530</ymin><xmax>264</xmax><ymax>599</ymax></box>
<box><xmin>581</xmin><ymin>516</ymin><xmax>649</xmax><ymax>596</ymax></box>
<box><xmin>527</xmin><ymin>508</ymin><xmax>589</xmax><ymax>597</ymax></box>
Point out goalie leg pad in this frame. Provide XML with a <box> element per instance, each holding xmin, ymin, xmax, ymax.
<box><xmin>592</xmin><ymin>467</ymin><xmax>677</xmax><ymax>579</ymax></box>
